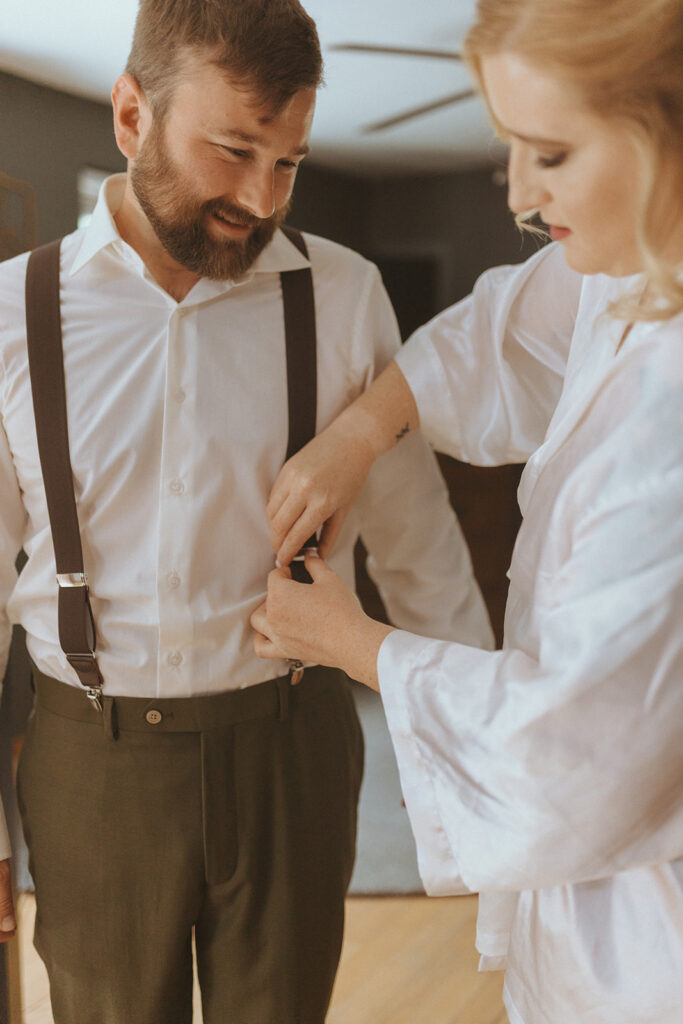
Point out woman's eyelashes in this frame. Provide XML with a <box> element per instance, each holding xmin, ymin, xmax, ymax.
<box><xmin>536</xmin><ymin>151</ymin><xmax>568</xmax><ymax>169</ymax></box>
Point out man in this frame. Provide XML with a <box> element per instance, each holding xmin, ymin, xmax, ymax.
<box><xmin>0</xmin><ymin>1</ymin><xmax>493</xmax><ymax>1021</ymax></box>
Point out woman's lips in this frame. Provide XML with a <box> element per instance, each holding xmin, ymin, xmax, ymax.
<box><xmin>549</xmin><ymin>225</ymin><xmax>572</xmax><ymax>242</ymax></box>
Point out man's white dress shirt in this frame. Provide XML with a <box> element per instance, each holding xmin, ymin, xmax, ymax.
<box><xmin>0</xmin><ymin>175</ymin><xmax>493</xmax><ymax>857</ymax></box>
<box><xmin>379</xmin><ymin>242</ymin><xmax>683</xmax><ymax>1023</ymax></box>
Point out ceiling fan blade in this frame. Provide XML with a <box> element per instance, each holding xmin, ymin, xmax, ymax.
<box><xmin>362</xmin><ymin>89</ymin><xmax>476</xmax><ymax>134</ymax></box>
<box><xmin>330</xmin><ymin>43</ymin><xmax>462</xmax><ymax>61</ymax></box>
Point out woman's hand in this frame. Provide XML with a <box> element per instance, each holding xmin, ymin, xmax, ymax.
<box><xmin>268</xmin><ymin>360</ymin><xmax>420</xmax><ymax>566</ymax></box>
<box><xmin>268</xmin><ymin>418</ymin><xmax>376</xmax><ymax>567</ymax></box>
<box><xmin>250</xmin><ymin>553</ymin><xmax>394</xmax><ymax>690</ymax></box>
<box><xmin>0</xmin><ymin>859</ymin><xmax>16</xmax><ymax>943</ymax></box>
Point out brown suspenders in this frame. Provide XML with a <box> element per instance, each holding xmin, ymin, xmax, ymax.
<box><xmin>25</xmin><ymin>240</ymin><xmax>104</xmax><ymax>707</ymax></box>
<box><xmin>24</xmin><ymin>226</ymin><xmax>317</xmax><ymax>706</ymax></box>
<box><xmin>280</xmin><ymin>226</ymin><xmax>319</xmax><ymax>585</ymax></box>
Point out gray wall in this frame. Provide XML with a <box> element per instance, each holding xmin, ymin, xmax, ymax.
<box><xmin>0</xmin><ymin>71</ymin><xmax>125</xmax><ymax>245</ymax></box>
<box><xmin>292</xmin><ymin>163</ymin><xmax>371</xmax><ymax>255</ymax></box>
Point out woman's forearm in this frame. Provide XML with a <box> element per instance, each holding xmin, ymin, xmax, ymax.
<box><xmin>339</xmin><ymin>359</ymin><xmax>420</xmax><ymax>460</ymax></box>
<box><xmin>337</xmin><ymin>617</ymin><xmax>396</xmax><ymax>692</ymax></box>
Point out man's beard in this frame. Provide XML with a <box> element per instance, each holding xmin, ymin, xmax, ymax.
<box><xmin>130</xmin><ymin>122</ymin><xmax>290</xmax><ymax>281</ymax></box>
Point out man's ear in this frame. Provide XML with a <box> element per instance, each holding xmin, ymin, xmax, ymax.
<box><xmin>111</xmin><ymin>74</ymin><xmax>152</xmax><ymax>159</ymax></box>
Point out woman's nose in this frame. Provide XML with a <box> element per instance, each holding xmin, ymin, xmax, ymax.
<box><xmin>506</xmin><ymin>143</ymin><xmax>550</xmax><ymax>216</ymax></box>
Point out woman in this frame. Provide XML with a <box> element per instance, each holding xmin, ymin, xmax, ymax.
<box><xmin>252</xmin><ymin>0</ymin><xmax>683</xmax><ymax>1020</ymax></box>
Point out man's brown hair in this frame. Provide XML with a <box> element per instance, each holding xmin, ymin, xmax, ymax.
<box><xmin>125</xmin><ymin>0</ymin><xmax>323</xmax><ymax>119</ymax></box>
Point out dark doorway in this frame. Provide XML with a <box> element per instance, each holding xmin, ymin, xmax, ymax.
<box><xmin>373</xmin><ymin>254</ymin><xmax>438</xmax><ymax>341</ymax></box>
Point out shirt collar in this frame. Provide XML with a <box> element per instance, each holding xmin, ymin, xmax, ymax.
<box><xmin>69</xmin><ymin>174</ymin><xmax>128</xmax><ymax>276</ymax></box>
<box><xmin>69</xmin><ymin>173</ymin><xmax>311</xmax><ymax>281</ymax></box>
<box><xmin>249</xmin><ymin>227</ymin><xmax>311</xmax><ymax>274</ymax></box>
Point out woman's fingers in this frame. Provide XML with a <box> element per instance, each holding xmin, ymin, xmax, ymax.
<box><xmin>0</xmin><ymin>860</ymin><xmax>16</xmax><ymax>943</ymax></box>
<box><xmin>266</xmin><ymin>483</ymin><xmax>303</xmax><ymax>542</ymax></box>
<box><xmin>268</xmin><ymin>474</ymin><xmax>332</xmax><ymax>565</ymax></box>
<box><xmin>252</xmin><ymin>631</ymin><xmax>281</xmax><ymax>659</ymax></box>
<box><xmin>275</xmin><ymin>508</ymin><xmax>324</xmax><ymax>567</ymax></box>
<box><xmin>268</xmin><ymin>493</ymin><xmax>306</xmax><ymax>559</ymax></box>
<box><xmin>251</xmin><ymin>560</ymin><xmax>334</xmax><ymax>664</ymax></box>
<box><xmin>317</xmin><ymin>508</ymin><xmax>348</xmax><ymax>560</ymax></box>
<box><xmin>250</xmin><ymin>599</ymin><xmax>268</xmax><ymax>635</ymax></box>
<box><xmin>250</xmin><ymin>597</ymin><xmax>287</xmax><ymax>659</ymax></box>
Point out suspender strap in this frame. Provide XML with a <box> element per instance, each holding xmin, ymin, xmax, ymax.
<box><xmin>280</xmin><ymin>226</ymin><xmax>317</xmax><ymax>462</ymax></box>
<box><xmin>25</xmin><ymin>240</ymin><xmax>104</xmax><ymax>706</ymax></box>
<box><xmin>23</xmin><ymin>227</ymin><xmax>318</xmax><ymax>702</ymax></box>
<box><xmin>279</xmin><ymin>227</ymin><xmax>318</xmax><ymax>584</ymax></box>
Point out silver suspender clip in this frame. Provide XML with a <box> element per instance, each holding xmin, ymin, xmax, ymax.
<box><xmin>65</xmin><ymin>652</ymin><xmax>104</xmax><ymax>712</ymax></box>
<box><xmin>291</xmin><ymin>546</ymin><xmax>317</xmax><ymax>565</ymax></box>
<box><xmin>288</xmin><ymin>660</ymin><xmax>305</xmax><ymax>686</ymax></box>
<box><xmin>85</xmin><ymin>687</ymin><xmax>104</xmax><ymax>713</ymax></box>
<box><xmin>56</xmin><ymin>572</ymin><xmax>89</xmax><ymax>588</ymax></box>
<box><xmin>58</xmin><ymin>573</ymin><xmax>104</xmax><ymax>712</ymax></box>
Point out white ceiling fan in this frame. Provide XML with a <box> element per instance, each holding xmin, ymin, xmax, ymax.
<box><xmin>329</xmin><ymin>43</ymin><xmax>476</xmax><ymax>133</ymax></box>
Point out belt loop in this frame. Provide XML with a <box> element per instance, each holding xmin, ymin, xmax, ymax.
<box><xmin>102</xmin><ymin>696</ymin><xmax>119</xmax><ymax>741</ymax></box>
<box><xmin>276</xmin><ymin>677</ymin><xmax>290</xmax><ymax>722</ymax></box>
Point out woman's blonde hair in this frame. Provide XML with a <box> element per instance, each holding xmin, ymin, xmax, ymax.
<box><xmin>464</xmin><ymin>0</ymin><xmax>683</xmax><ymax>323</ymax></box>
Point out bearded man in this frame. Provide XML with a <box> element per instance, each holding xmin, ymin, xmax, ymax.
<box><xmin>0</xmin><ymin>1</ymin><xmax>493</xmax><ymax>1021</ymax></box>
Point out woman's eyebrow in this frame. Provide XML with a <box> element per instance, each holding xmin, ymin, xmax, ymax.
<box><xmin>503</xmin><ymin>127</ymin><xmax>568</xmax><ymax>147</ymax></box>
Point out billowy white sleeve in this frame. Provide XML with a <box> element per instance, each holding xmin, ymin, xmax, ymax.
<box><xmin>349</xmin><ymin>267</ymin><xmax>495</xmax><ymax>649</ymax></box>
<box><xmin>396</xmin><ymin>243</ymin><xmax>582</xmax><ymax>465</ymax></box>
<box><xmin>378</xmin><ymin>445</ymin><xmax>683</xmax><ymax>897</ymax></box>
<box><xmin>0</xmin><ymin>380</ymin><xmax>27</xmax><ymax>860</ymax></box>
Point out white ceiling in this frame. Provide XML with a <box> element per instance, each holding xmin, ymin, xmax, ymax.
<box><xmin>0</xmin><ymin>0</ymin><xmax>506</xmax><ymax>175</ymax></box>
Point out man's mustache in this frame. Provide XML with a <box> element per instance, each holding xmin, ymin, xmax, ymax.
<box><xmin>208</xmin><ymin>200</ymin><xmax>264</xmax><ymax>227</ymax></box>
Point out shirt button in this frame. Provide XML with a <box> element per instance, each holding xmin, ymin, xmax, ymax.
<box><xmin>167</xmin><ymin>651</ymin><xmax>183</xmax><ymax>667</ymax></box>
<box><xmin>170</xmin><ymin>478</ymin><xmax>185</xmax><ymax>495</ymax></box>
<box><xmin>174</xmin><ymin>388</ymin><xmax>186</xmax><ymax>404</ymax></box>
<box><xmin>168</xmin><ymin>572</ymin><xmax>181</xmax><ymax>589</ymax></box>
<box><xmin>145</xmin><ymin>709</ymin><xmax>163</xmax><ymax>725</ymax></box>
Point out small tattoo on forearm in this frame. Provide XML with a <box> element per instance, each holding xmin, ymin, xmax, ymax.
<box><xmin>395</xmin><ymin>423</ymin><xmax>410</xmax><ymax>442</ymax></box>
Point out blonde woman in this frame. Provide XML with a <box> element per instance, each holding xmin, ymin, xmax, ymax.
<box><xmin>251</xmin><ymin>0</ymin><xmax>683</xmax><ymax>1020</ymax></box>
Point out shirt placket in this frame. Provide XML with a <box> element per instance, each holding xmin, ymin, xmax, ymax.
<box><xmin>156</xmin><ymin>304</ymin><xmax>196</xmax><ymax>695</ymax></box>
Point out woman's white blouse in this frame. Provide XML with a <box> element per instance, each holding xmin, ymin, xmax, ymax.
<box><xmin>383</xmin><ymin>243</ymin><xmax>683</xmax><ymax>1023</ymax></box>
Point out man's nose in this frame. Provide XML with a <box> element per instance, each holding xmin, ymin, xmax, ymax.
<box><xmin>236</xmin><ymin>166</ymin><xmax>276</xmax><ymax>220</ymax></box>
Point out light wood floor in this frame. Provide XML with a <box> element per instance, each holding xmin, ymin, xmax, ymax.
<box><xmin>17</xmin><ymin>892</ymin><xmax>506</xmax><ymax>1023</ymax></box>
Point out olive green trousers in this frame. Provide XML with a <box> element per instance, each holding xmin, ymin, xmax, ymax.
<box><xmin>17</xmin><ymin>666</ymin><xmax>363</xmax><ymax>1024</ymax></box>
